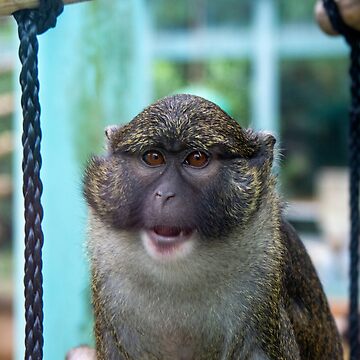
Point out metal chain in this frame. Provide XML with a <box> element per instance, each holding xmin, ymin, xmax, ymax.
<box><xmin>13</xmin><ymin>1</ymin><xmax>63</xmax><ymax>359</ymax></box>
<box><xmin>322</xmin><ymin>1</ymin><xmax>360</xmax><ymax>359</ymax></box>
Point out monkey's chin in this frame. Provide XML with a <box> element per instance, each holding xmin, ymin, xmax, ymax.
<box><xmin>141</xmin><ymin>228</ymin><xmax>195</xmax><ymax>262</ymax></box>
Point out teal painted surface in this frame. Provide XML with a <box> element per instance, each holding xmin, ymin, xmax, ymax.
<box><xmin>14</xmin><ymin>1</ymin><xmax>151</xmax><ymax>359</ymax></box>
<box><xmin>39</xmin><ymin>6</ymin><xmax>92</xmax><ymax>358</ymax></box>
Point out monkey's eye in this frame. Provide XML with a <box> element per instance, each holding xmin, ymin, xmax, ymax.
<box><xmin>184</xmin><ymin>151</ymin><xmax>209</xmax><ymax>168</ymax></box>
<box><xmin>142</xmin><ymin>150</ymin><xmax>165</xmax><ymax>167</ymax></box>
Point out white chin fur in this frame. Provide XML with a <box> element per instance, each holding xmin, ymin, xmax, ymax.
<box><xmin>141</xmin><ymin>230</ymin><xmax>195</xmax><ymax>262</ymax></box>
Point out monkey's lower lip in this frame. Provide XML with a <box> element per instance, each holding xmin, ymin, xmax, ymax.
<box><xmin>143</xmin><ymin>227</ymin><xmax>195</xmax><ymax>259</ymax></box>
<box><xmin>153</xmin><ymin>226</ymin><xmax>193</xmax><ymax>238</ymax></box>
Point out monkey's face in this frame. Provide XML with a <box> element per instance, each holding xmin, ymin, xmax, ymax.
<box><xmin>84</xmin><ymin>94</ymin><xmax>275</xmax><ymax>263</ymax></box>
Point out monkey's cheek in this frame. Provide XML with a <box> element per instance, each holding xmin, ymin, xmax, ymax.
<box><xmin>140</xmin><ymin>230</ymin><xmax>195</xmax><ymax>263</ymax></box>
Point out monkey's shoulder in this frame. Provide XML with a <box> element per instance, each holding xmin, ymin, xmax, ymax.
<box><xmin>279</xmin><ymin>219</ymin><xmax>343</xmax><ymax>359</ymax></box>
<box><xmin>280</xmin><ymin>220</ymin><xmax>322</xmax><ymax>293</ymax></box>
<box><xmin>280</xmin><ymin>218</ymin><xmax>332</xmax><ymax>320</ymax></box>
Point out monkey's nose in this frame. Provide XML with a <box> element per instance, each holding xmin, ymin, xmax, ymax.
<box><xmin>155</xmin><ymin>190</ymin><xmax>175</xmax><ymax>202</ymax></box>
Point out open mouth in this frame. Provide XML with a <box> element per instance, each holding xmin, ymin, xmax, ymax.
<box><xmin>141</xmin><ymin>226</ymin><xmax>195</xmax><ymax>261</ymax></box>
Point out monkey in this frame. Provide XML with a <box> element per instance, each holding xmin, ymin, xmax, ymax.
<box><xmin>82</xmin><ymin>94</ymin><xmax>343</xmax><ymax>360</ymax></box>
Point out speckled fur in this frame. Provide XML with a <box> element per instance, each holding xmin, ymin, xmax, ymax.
<box><xmin>84</xmin><ymin>94</ymin><xmax>343</xmax><ymax>359</ymax></box>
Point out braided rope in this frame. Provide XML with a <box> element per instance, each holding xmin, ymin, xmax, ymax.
<box><xmin>13</xmin><ymin>1</ymin><xmax>63</xmax><ymax>359</ymax></box>
<box><xmin>322</xmin><ymin>1</ymin><xmax>360</xmax><ymax>359</ymax></box>
<box><xmin>17</xmin><ymin>19</ymin><xmax>44</xmax><ymax>359</ymax></box>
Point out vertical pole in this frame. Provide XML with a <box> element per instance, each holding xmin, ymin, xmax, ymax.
<box><xmin>251</xmin><ymin>0</ymin><xmax>279</xmax><ymax>136</ymax></box>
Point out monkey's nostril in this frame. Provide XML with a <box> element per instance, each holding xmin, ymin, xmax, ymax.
<box><xmin>164</xmin><ymin>192</ymin><xmax>175</xmax><ymax>201</ymax></box>
<box><xmin>155</xmin><ymin>191</ymin><xmax>175</xmax><ymax>200</ymax></box>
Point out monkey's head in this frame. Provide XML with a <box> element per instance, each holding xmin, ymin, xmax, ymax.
<box><xmin>84</xmin><ymin>94</ymin><xmax>276</xmax><ymax>264</ymax></box>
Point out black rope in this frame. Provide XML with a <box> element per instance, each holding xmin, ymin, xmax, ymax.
<box><xmin>13</xmin><ymin>1</ymin><xmax>63</xmax><ymax>359</ymax></box>
<box><xmin>322</xmin><ymin>1</ymin><xmax>360</xmax><ymax>359</ymax></box>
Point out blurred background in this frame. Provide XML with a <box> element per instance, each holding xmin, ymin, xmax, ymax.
<box><xmin>0</xmin><ymin>0</ymin><xmax>354</xmax><ymax>359</ymax></box>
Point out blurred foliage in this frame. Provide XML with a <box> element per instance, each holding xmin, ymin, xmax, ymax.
<box><xmin>0</xmin><ymin>199</ymin><xmax>12</xmax><ymax>248</ymax></box>
<box><xmin>0</xmin><ymin>248</ymin><xmax>13</xmax><ymax>302</ymax></box>
<box><xmin>0</xmin><ymin>66</ymin><xmax>13</xmax><ymax>249</ymax></box>
<box><xmin>151</xmin><ymin>0</ymin><xmax>252</xmax><ymax>30</ymax></box>
<box><xmin>0</xmin><ymin>18</ymin><xmax>13</xmax><ymax>38</ymax></box>
<box><xmin>0</xmin><ymin>247</ymin><xmax>12</xmax><ymax>278</ymax></box>
<box><xmin>278</xmin><ymin>1</ymin><xmax>315</xmax><ymax>24</ymax></box>
<box><xmin>151</xmin><ymin>0</ymin><xmax>316</xmax><ymax>30</ymax></box>
<box><xmin>280</xmin><ymin>58</ymin><xmax>349</xmax><ymax>197</ymax></box>
<box><xmin>0</xmin><ymin>114</ymin><xmax>11</xmax><ymax>133</ymax></box>
<box><xmin>153</xmin><ymin>60</ymin><xmax>250</xmax><ymax>126</ymax></box>
<box><xmin>0</xmin><ymin>71</ymin><xmax>12</xmax><ymax>94</ymax></box>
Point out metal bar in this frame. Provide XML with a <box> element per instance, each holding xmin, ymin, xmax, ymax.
<box><xmin>152</xmin><ymin>26</ymin><xmax>347</xmax><ymax>61</ymax></box>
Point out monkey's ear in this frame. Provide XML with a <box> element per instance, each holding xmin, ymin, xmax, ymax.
<box><xmin>257</xmin><ymin>131</ymin><xmax>276</xmax><ymax>165</ymax></box>
<box><xmin>104</xmin><ymin>125</ymin><xmax>122</xmax><ymax>153</ymax></box>
<box><xmin>262</xmin><ymin>132</ymin><xmax>276</xmax><ymax>152</ymax></box>
<box><xmin>105</xmin><ymin>125</ymin><xmax>120</xmax><ymax>141</ymax></box>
